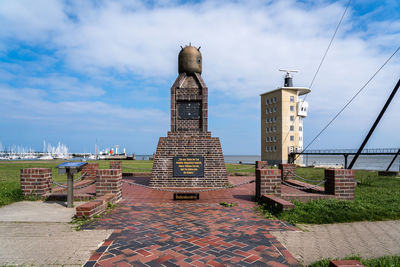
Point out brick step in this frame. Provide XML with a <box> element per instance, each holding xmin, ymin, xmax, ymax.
<box><xmin>285</xmin><ymin>179</ymin><xmax>325</xmax><ymax>193</ymax></box>
<box><xmin>329</xmin><ymin>260</ymin><xmax>365</xmax><ymax>267</ymax></box>
<box><xmin>76</xmin><ymin>193</ymin><xmax>120</xmax><ymax>218</ymax></box>
<box><xmin>44</xmin><ymin>192</ymin><xmax>96</xmax><ymax>201</ymax></box>
<box><xmin>260</xmin><ymin>194</ymin><xmax>295</xmax><ymax>211</ymax></box>
<box><xmin>45</xmin><ymin>179</ymin><xmax>96</xmax><ymax>201</ymax></box>
<box><xmin>281</xmin><ymin>193</ymin><xmax>334</xmax><ymax>202</ymax></box>
<box><xmin>51</xmin><ymin>179</ymin><xmax>96</xmax><ymax>193</ymax></box>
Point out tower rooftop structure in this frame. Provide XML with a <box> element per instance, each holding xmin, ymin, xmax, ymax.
<box><xmin>260</xmin><ymin>87</ymin><xmax>311</xmax><ymax>96</ymax></box>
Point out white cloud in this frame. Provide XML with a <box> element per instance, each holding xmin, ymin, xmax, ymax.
<box><xmin>0</xmin><ymin>85</ymin><xmax>168</xmax><ymax>132</ymax></box>
<box><xmin>0</xmin><ymin>0</ymin><xmax>399</xmax><ymax>150</ymax></box>
<box><xmin>27</xmin><ymin>75</ymin><xmax>106</xmax><ymax>98</ymax></box>
<box><xmin>0</xmin><ymin>0</ymin><xmax>66</xmax><ymax>43</ymax></box>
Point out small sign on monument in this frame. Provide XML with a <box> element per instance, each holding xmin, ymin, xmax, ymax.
<box><xmin>174</xmin><ymin>193</ymin><xmax>200</xmax><ymax>200</ymax></box>
<box><xmin>173</xmin><ymin>156</ymin><xmax>204</xmax><ymax>177</ymax></box>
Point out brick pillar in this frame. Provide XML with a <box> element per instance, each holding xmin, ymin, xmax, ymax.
<box><xmin>256</xmin><ymin>161</ymin><xmax>268</xmax><ymax>170</ymax></box>
<box><xmin>81</xmin><ymin>163</ymin><xmax>99</xmax><ymax>180</ymax></box>
<box><xmin>256</xmin><ymin>161</ymin><xmax>281</xmax><ymax>198</ymax></box>
<box><xmin>96</xmin><ymin>169</ymin><xmax>122</xmax><ymax>200</ymax></box>
<box><xmin>324</xmin><ymin>169</ymin><xmax>356</xmax><ymax>200</ymax></box>
<box><xmin>20</xmin><ymin>168</ymin><xmax>52</xmax><ymax>196</ymax></box>
<box><xmin>279</xmin><ymin>164</ymin><xmax>296</xmax><ymax>180</ymax></box>
<box><xmin>110</xmin><ymin>161</ymin><xmax>122</xmax><ymax>170</ymax></box>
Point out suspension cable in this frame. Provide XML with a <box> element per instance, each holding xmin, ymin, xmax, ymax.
<box><xmin>280</xmin><ymin>0</ymin><xmax>352</xmax><ymax>156</ymax></box>
<box><xmin>298</xmin><ymin>45</ymin><xmax>400</xmax><ymax>159</ymax></box>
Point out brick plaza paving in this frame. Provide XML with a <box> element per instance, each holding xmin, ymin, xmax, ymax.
<box><xmin>83</xmin><ymin>176</ymin><xmax>301</xmax><ymax>267</ymax></box>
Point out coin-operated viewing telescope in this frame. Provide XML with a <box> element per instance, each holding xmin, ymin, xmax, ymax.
<box><xmin>178</xmin><ymin>44</ymin><xmax>202</xmax><ymax>75</ymax></box>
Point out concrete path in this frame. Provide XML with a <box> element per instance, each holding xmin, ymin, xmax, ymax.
<box><xmin>271</xmin><ymin>220</ymin><xmax>400</xmax><ymax>266</ymax></box>
<box><xmin>0</xmin><ymin>201</ymin><xmax>113</xmax><ymax>266</ymax></box>
<box><xmin>0</xmin><ymin>201</ymin><xmax>80</xmax><ymax>222</ymax></box>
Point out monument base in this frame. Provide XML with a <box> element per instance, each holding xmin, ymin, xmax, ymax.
<box><xmin>150</xmin><ymin>131</ymin><xmax>228</xmax><ymax>188</ymax></box>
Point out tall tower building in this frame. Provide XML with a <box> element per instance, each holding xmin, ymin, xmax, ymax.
<box><xmin>260</xmin><ymin>71</ymin><xmax>310</xmax><ymax>165</ymax></box>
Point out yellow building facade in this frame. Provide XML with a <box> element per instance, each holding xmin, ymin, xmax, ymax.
<box><xmin>260</xmin><ymin>80</ymin><xmax>310</xmax><ymax>165</ymax></box>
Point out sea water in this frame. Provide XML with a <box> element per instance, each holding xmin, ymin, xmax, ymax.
<box><xmin>137</xmin><ymin>154</ymin><xmax>399</xmax><ymax>171</ymax></box>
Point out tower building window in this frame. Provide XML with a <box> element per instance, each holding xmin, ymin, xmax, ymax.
<box><xmin>290</xmin><ymin>96</ymin><xmax>294</xmax><ymax>102</ymax></box>
<box><xmin>290</xmin><ymin>116</ymin><xmax>294</xmax><ymax>121</ymax></box>
<box><xmin>290</xmin><ymin>125</ymin><xmax>294</xmax><ymax>131</ymax></box>
<box><xmin>290</xmin><ymin>105</ymin><xmax>294</xmax><ymax>112</ymax></box>
<box><xmin>290</xmin><ymin>136</ymin><xmax>294</xmax><ymax>141</ymax></box>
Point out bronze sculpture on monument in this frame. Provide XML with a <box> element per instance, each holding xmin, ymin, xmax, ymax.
<box><xmin>150</xmin><ymin>45</ymin><xmax>228</xmax><ymax>188</ymax></box>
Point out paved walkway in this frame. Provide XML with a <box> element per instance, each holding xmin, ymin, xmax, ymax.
<box><xmin>3</xmin><ymin>176</ymin><xmax>400</xmax><ymax>266</ymax></box>
<box><xmin>83</xmin><ymin>176</ymin><xmax>301</xmax><ymax>266</ymax></box>
<box><xmin>0</xmin><ymin>201</ymin><xmax>112</xmax><ymax>266</ymax></box>
<box><xmin>0</xmin><ymin>201</ymin><xmax>79</xmax><ymax>222</ymax></box>
<box><xmin>0</xmin><ymin>222</ymin><xmax>112</xmax><ymax>266</ymax></box>
<box><xmin>272</xmin><ymin>220</ymin><xmax>400</xmax><ymax>266</ymax></box>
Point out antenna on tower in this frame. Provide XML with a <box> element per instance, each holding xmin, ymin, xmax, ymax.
<box><xmin>279</xmin><ymin>69</ymin><xmax>299</xmax><ymax>87</ymax></box>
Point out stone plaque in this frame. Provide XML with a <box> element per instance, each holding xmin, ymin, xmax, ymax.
<box><xmin>173</xmin><ymin>156</ymin><xmax>204</xmax><ymax>177</ymax></box>
<box><xmin>178</xmin><ymin>101</ymin><xmax>201</xmax><ymax>120</ymax></box>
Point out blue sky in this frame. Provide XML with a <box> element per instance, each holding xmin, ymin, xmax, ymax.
<box><xmin>0</xmin><ymin>0</ymin><xmax>399</xmax><ymax>154</ymax></box>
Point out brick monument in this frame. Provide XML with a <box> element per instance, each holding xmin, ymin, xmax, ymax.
<box><xmin>150</xmin><ymin>45</ymin><xmax>228</xmax><ymax>187</ymax></box>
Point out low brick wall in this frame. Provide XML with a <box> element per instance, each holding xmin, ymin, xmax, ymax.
<box><xmin>110</xmin><ymin>161</ymin><xmax>122</xmax><ymax>170</ymax></box>
<box><xmin>20</xmin><ymin>168</ymin><xmax>52</xmax><ymax>196</ymax></box>
<box><xmin>81</xmin><ymin>163</ymin><xmax>99</xmax><ymax>180</ymax></box>
<box><xmin>329</xmin><ymin>260</ymin><xmax>364</xmax><ymax>267</ymax></box>
<box><xmin>96</xmin><ymin>169</ymin><xmax>122</xmax><ymax>199</ymax></box>
<box><xmin>255</xmin><ymin>161</ymin><xmax>281</xmax><ymax>199</ymax></box>
<box><xmin>76</xmin><ymin>193</ymin><xmax>120</xmax><ymax>218</ymax></box>
<box><xmin>279</xmin><ymin>164</ymin><xmax>296</xmax><ymax>180</ymax></box>
<box><xmin>325</xmin><ymin>169</ymin><xmax>356</xmax><ymax>200</ymax></box>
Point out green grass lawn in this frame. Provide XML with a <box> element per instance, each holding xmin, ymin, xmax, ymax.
<box><xmin>308</xmin><ymin>255</ymin><xmax>400</xmax><ymax>267</ymax></box>
<box><xmin>259</xmin><ymin>167</ymin><xmax>400</xmax><ymax>224</ymax></box>
<box><xmin>2</xmin><ymin>160</ymin><xmax>400</xmax><ymax>225</ymax></box>
<box><xmin>225</xmin><ymin>163</ymin><xmax>255</xmax><ymax>173</ymax></box>
<box><xmin>0</xmin><ymin>160</ymin><xmax>153</xmax><ymax>206</ymax></box>
<box><xmin>0</xmin><ymin>160</ymin><xmax>252</xmax><ymax>207</ymax></box>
